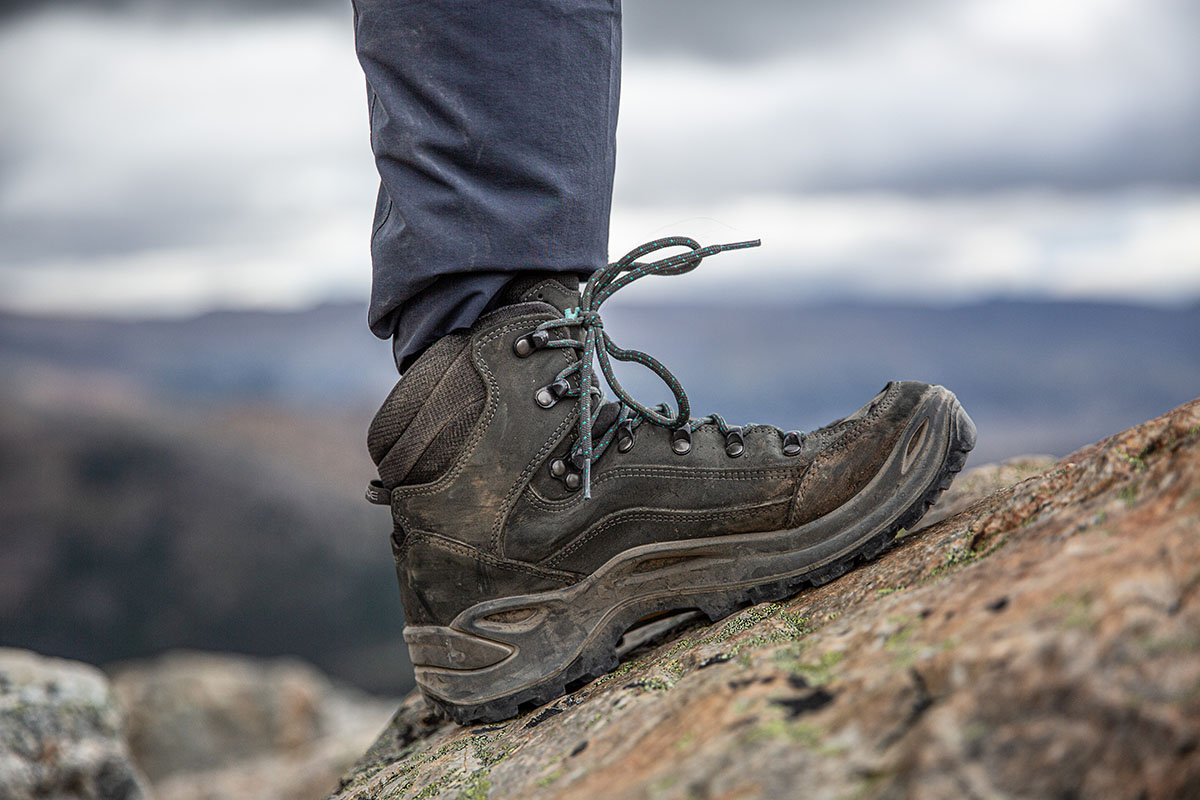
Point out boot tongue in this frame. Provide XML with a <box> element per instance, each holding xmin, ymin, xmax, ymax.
<box><xmin>499</xmin><ymin>271</ymin><xmax>583</xmax><ymax>315</ymax></box>
<box><xmin>591</xmin><ymin>400</ymin><xmax>622</xmax><ymax>439</ymax></box>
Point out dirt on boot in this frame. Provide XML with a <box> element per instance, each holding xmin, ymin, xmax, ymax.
<box><xmin>336</xmin><ymin>396</ymin><xmax>1200</xmax><ymax>800</ymax></box>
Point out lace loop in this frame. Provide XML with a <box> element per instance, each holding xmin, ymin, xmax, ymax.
<box><xmin>538</xmin><ymin>237</ymin><xmax>761</xmax><ymax>497</ymax></box>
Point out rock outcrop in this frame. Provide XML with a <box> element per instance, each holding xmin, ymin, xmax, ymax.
<box><xmin>329</xmin><ymin>398</ymin><xmax>1200</xmax><ymax>800</ymax></box>
<box><xmin>0</xmin><ymin>649</ymin><xmax>149</xmax><ymax>800</ymax></box>
<box><xmin>0</xmin><ymin>649</ymin><xmax>397</xmax><ymax>800</ymax></box>
<box><xmin>110</xmin><ymin>652</ymin><xmax>396</xmax><ymax>800</ymax></box>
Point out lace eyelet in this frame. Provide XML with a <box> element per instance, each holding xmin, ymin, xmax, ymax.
<box><xmin>514</xmin><ymin>329</ymin><xmax>550</xmax><ymax>358</ymax></box>
<box><xmin>534</xmin><ymin>378</ymin><xmax>571</xmax><ymax>408</ymax></box>
<box><xmin>549</xmin><ymin>451</ymin><xmax>584</xmax><ymax>491</ymax></box>
<box><xmin>782</xmin><ymin>430</ymin><xmax>803</xmax><ymax>457</ymax></box>
<box><xmin>724</xmin><ymin>426</ymin><xmax>745</xmax><ymax>458</ymax></box>
<box><xmin>616</xmin><ymin>419</ymin><xmax>635</xmax><ymax>453</ymax></box>
<box><xmin>671</xmin><ymin>427</ymin><xmax>692</xmax><ymax>456</ymax></box>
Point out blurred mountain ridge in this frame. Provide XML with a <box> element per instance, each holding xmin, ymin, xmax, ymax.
<box><xmin>2</xmin><ymin>299</ymin><xmax>1196</xmax><ymax>458</ymax></box>
<box><xmin>1</xmin><ymin>298</ymin><xmax>1197</xmax><ymax>696</ymax></box>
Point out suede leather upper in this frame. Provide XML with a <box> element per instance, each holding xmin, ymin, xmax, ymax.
<box><xmin>371</xmin><ymin>286</ymin><xmax>927</xmax><ymax>627</ymax></box>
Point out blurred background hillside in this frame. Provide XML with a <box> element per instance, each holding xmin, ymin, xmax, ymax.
<box><xmin>1</xmin><ymin>0</ymin><xmax>1198</xmax><ymax>696</ymax></box>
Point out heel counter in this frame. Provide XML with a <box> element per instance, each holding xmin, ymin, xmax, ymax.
<box><xmin>393</xmin><ymin>532</ymin><xmax>574</xmax><ymax>627</ymax></box>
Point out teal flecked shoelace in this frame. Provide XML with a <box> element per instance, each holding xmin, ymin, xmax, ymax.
<box><xmin>528</xmin><ymin>236</ymin><xmax>802</xmax><ymax>498</ymax></box>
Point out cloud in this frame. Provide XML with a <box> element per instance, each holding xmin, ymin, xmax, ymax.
<box><xmin>7</xmin><ymin>189</ymin><xmax>1197</xmax><ymax>315</ymax></box>
<box><xmin>0</xmin><ymin>1</ymin><xmax>1197</xmax><ymax>316</ymax></box>
<box><xmin>607</xmin><ymin>189</ymin><xmax>1200</xmax><ymax>306</ymax></box>
<box><xmin>617</xmin><ymin>0</ymin><xmax>1200</xmax><ymax>197</ymax></box>
<box><xmin>0</xmin><ymin>212</ymin><xmax>369</xmax><ymax>315</ymax></box>
<box><xmin>0</xmin><ymin>0</ymin><xmax>335</xmax><ymax>21</ymax></box>
<box><xmin>623</xmin><ymin>0</ymin><xmax>957</xmax><ymax>62</ymax></box>
<box><xmin>0</xmin><ymin>8</ymin><xmax>377</xmax><ymax>295</ymax></box>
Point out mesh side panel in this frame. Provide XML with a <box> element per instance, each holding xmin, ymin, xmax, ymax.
<box><xmin>376</xmin><ymin>343</ymin><xmax>484</xmax><ymax>484</ymax></box>
<box><xmin>407</xmin><ymin>397</ymin><xmax>486</xmax><ymax>484</ymax></box>
<box><xmin>372</xmin><ymin>335</ymin><xmax>487</xmax><ymax>488</ymax></box>
<box><xmin>367</xmin><ymin>332</ymin><xmax>471</xmax><ymax>466</ymax></box>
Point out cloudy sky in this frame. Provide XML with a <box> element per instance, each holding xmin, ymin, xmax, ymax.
<box><xmin>1</xmin><ymin>0</ymin><xmax>1197</xmax><ymax>315</ymax></box>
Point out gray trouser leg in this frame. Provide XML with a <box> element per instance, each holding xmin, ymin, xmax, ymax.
<box><xmin>351</xmin><ymin>0</ymin><xmax>622</xmax><ymax>370</ymax></box>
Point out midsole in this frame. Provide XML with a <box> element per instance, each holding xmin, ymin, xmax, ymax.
<box><xmin>408</xmin><ymin>387</ymin><xmax>962</xmax><ymax>707</ymax></box>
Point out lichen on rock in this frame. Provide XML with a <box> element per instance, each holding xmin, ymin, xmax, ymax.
<box><xmin>0</xmin><ymin>648</ymin><xmax>149</xmax><ymax>800</ymax></box>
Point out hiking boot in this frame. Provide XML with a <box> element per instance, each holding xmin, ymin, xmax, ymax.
<box><xmin>366</xmin><ymin>237</ymin><xmax>976</xmax><ymax>723</ymax></box>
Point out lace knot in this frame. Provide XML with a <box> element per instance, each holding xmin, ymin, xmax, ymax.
<box><xmin>540</xmin><ymin>237</ymin><xmax>761</xmax><ymax>497</ymax></box>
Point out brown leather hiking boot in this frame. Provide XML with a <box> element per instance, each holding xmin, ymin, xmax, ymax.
<box><xmin>366</xmin><ymin>237</ymin><xmax>976</xmax><ymax>723</ymax></box>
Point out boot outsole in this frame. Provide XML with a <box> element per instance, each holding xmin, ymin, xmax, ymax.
<box><xmin>416</xmin><ymin>390</ymin><xmax>977</xmax><ymax>724</ymax></box>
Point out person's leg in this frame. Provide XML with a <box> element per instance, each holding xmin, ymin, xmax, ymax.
<box><xmin>356</xmin><ymin>1</ymin><xmax>977</xmax><ymax>725</ymax></box>
<box><xmin>352</xmin><ymin>0</ymin><xmax>622</xmax><ymax>372</ymax></box>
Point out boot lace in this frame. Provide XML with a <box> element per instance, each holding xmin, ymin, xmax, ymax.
<box><xmin>527</xmin><ymin>236</ymin><xmax>805</xmax><ymax>498</ymax></box>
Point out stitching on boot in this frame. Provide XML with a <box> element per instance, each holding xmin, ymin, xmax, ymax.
<box><xmin>475</xmin><ymin>322</ymin><xmax>577</xmax><ymax>556</ymax></box>
<box><xmin>522</xmin><ymin>464</ymin><xmax>805</xmax><ymax>513</ymax></box>
<box><xmin>408</xmin><ymin>530</ymin><xmax>582</xmax><ymax>583</ymax></box>
<box><xmin>541</xmin><ymin>501</ymin><xmax>791</xmax><ymax>569</ymax></box>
